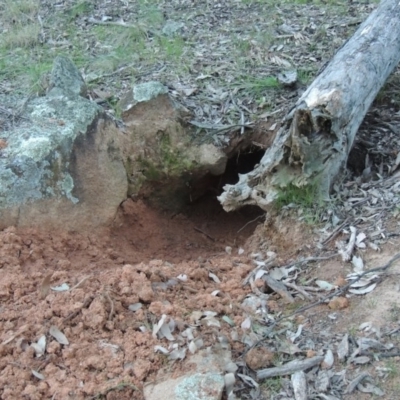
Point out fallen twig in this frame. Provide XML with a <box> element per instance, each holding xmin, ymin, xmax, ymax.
<box><xmin>360</xmin><ymin>350</ymin><xmax>400</xmax><ymax>358</ymax></box>
<box><xmin>248</xmin><ymin>252</ymin><xmax>400</xmax><ymax>351</ymax></box>
<box><xmin>237</xmin><ymin>215</ymin><xmax>264</xmax><ymax>234</ymax></box>
<box><xmin>321</xmin><ymin>217</ymin><xmax>350</xmax><ymax>246</ymax></box>
<box><xmin>257</xmin><ymin>355</ymin><xmax>324</xmax><ymax>380</ymax></box>
<box><xmin>194</xmin><ymin>227</ymin><xmax>215</xmax><ymax>241</ymax></box>
<box><xmin>69</xmin><ymin>276</ymin><xmax>90</xmax><ymax>291</ymax></box>
<box><xmin>282</xmin><ymin>282</ymin><xmax>313</xmax><ymax>300</ymax></box>
<box><xmin>288</xmin><ymin>252</ymin><xmax>400</xmax><ymax>317</ymax></box>
<box><xmin>103</xmin><ymin>291</ymin><xmax>115</xmax><ymax>321</ymax></box>
<box><xmin>63</xmin><ymin>295</ymin><xmax>94</xmax><ymax>323</ymax></box>
<box><xmin>339</xmin><ymin>226</ymin><xmax>357</xmax><ymax>261</ymax></box>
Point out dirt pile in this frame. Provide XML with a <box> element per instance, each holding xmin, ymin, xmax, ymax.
<box><xmin>0</xmin><ymin>198</ymin><xmax>263</xmax><ymax>399</ymax></box>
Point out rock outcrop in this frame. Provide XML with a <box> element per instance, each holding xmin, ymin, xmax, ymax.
<box><xmin>0</xmin><ymin>56</ymin><xmax>127</xmax><ymax>230</ymax></box>
<box><xmin>0</xmin><ymin>57</ymin><xmax>230</xmax><ymax>230</ymax></box>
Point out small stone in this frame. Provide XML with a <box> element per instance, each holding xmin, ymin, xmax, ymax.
<box><xmin>306</xmin><ymin>349</ymin><xmax>317</xmax><ymax>358</ymax></box>
<box><xmin>335</xmin><ymin>276</ymin><xmax>347</xmax><ymax>286</ymax></box>
<box><xmin>245</xmin><ymin>347</ymin><xmax>274</xmax><ymax>370</ymax></box>
<box><xmin>328</xmin><ymin>297</ymin><xmax>349</xmax><ymax>310</ymax></box>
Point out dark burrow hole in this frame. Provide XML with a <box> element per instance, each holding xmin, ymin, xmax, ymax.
<box><xmin>116</xmin><ymin>148</ymin><xmax>267</xmax><ymax>261</ymax></box>
<box><xmin>188</xmin><ymin>148</ymin><xmax>266</xmax><ymax>204</ymax></box>
<box><xmin>347</xmin><ymin>143</ymin><xmax>368</xmax><ymax>176</ymax></box>
<box><xmin>182</xmin><ymin>148</ymin><xmax>266</xmax><ymax>232</ymax></box>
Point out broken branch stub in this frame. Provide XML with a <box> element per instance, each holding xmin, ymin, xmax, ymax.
<box><xmin>219</xmin><ymin>0</ymin><xmax>400</xmax><ymax>212</ymax></box>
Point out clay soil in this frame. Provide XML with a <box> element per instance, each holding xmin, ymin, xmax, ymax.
<box><xmin>2</xmin><ymin>196</ymin><xmax>400</xmax><ymax>399</ymax></box>
<box><xmin>0</xmin><ymin>197</ymin><xmax>269</xmax><ymax>399</ymax></box>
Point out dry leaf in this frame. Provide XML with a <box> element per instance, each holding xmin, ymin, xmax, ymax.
<box><xmin>128</xmin><ymin>303</ymin><xmax>143</xmax><ymax>312</ymax></box>
<box><xmin>154</xmin><ymin>345</ymin><xmax>169</xmax><ymax>354</ymax></box>
<box><xmin>321</xmin><ymin>349</ymin><xmax>334</xmax><ymax>369</ymax></box>
<box><xmin>152</xmin><ymin>314</ymin><xmax>167</xmax><ymax>338</ymax></box>
<box><xmin>51</xmin><ymin>283</ymin><xmax>70</xmax><ymax>292</ymax></box>
<box><xmin>31</xmin><ymin>370</ymin><xmax>45</xmax><ymax>380</ymax></box>
<box><xmin>40</xmin><ymin>273</ymin><xmax>53</xmax><ymax>299</ymax></box>
<box><xmin>348</xmin><ymin>283</ymin><xmax>377</xmax><ymax>295</ymax></box>
<box><xmin>337</xmin><ymin>334</ymin><xmax>349</xmax><ymax>360</ymax></box>
<box><xmin>49</xmin><ymin>326</ymin><xmax>69</xmax><ymax>345</ymax></box>
<box><xmin>241</xmin><ymin>317</ymin><xmax>251</xmax><ymax>330</ymax></box>
<box><xmin>209</xmin><ymin>272</ymin><xmax>221</xmax><ymax>283</ymax></box>
<box><xmin>315</xmin><ymin>280</ymin><xmax>336</xmax><ymax>291</ymax></box>
<box><xmin>31</xmin><ymin>335</ymin><xmax>46</xmax><ymax>357</ymax></box>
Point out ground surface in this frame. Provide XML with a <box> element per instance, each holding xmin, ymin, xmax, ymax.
<box><xmin>2</xmin><ymin>0</ymin><xmax>400</xmax><ymax>399</ymax></box>
<box><xmin>2</xmin><ymin>198</ymin><xmax>400</xmax><ymax>399</ymax></box>
<box><xmin>0</xmin><ymin>199</ymin><xmax>267</xmax><ymax>399</ymax></box>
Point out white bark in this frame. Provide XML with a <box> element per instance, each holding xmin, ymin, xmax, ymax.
<box><xmin>219</xmin><ymin>0</ymin><xmax>400</xmax><ymax>211</ymax></box>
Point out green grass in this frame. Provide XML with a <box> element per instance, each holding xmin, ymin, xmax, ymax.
<box><xmin>0</xmin><ymin>0</ymin><xmax>39</xmax><ymax>19</ymax></box>
<box><xmin>348</xmin><ymin>325</ymin><xmax>357</xmax><ymax>337</ymax></box>
<box><xmin>275</xmin><ymin>183</ymin><xmax>320</xmax><ymax>209</ymax></box>
<box><xmin>65</xmin><ymin>0</ymin><xmax>93</xmax><ymax>21</ymax></box>
<box><xmin>0</xmin><ymin>0</ymin><xmax>173</xmax><ymax>94</ymax></box>
<box><xmin>389</xmin><ymin>303</ymin><xmax>400</xmax><ymax>322</ymax></box>
<box><xmin>0</xmin><ymin>0</ymin><xmax>40</xmax><ymax>49</ymax></box>
<box><xmin>385</xmin><ymin>360</ymin><xmax>399</xmax><ymax>379</ymax></box>
<box><xmin>260</xmin><ymin>376</ymin><xmax>282</xmax><ymax>394</ymax></box>
<box><xmin>1</xmin><ymin>23</ymin><xmax>40</xmax><ymax>48</ymax></box>
<box><xmin>157</xmin><ymin>36</ymin><xmax>186</xmax><ymax>59</ymax></box>
<box><xmin>274</xmin><ymin>182</ymin><xmax>327</xmax><ymax>224</ymax></box>
<box><xmin>233</xmin><ymin>76</ymin><xmax>281</xmax><ymax>95</ymax></box>
<box><xmin>298</xmin><ymin>67</ymin><xmax>317</xmax><ymax>85</ymax></box>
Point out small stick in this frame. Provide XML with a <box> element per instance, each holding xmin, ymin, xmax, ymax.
<box><xmin>282</xmin><ymin>282</ymin><xmax>313</xmax><ymax>300</ymax></box>
<box><xmin>63</xmin><ymin>296</ymin><xmax>94</xmax><ymax>323</ymax></box>
<box><xmin>321</xmin><ymin>217</ymin><xmax>350</xmax><ymax>246</ymax></box>
<box><xmin>69</xmin><ymin>276</ymin><xmax>90</xmax><ymax>291</ymax></box>
<box><xmin>339</xmin><ymin>226</ymin><xmax>357</xmax><ymax>261</ymax></box>
<box><xmin>247</xmin><ymin>252</ymin><xmax>400</xmax><ymax>351</ymax></box>
<box><xmin>104</xmin><ymin>291</ymin><xmax>115</xmax><ymax>321</ymax></box>
<box><xmin>344</xmin><ymin>372</ymin><xmax>370</xmax><ymax>394</ymax></box>
<box><xmin>257</xmin><ymin>355</ymin><xmax>324</xmax><ymax>380</ymax></box>
<box><xmin>194</xmin><ymin>227</ymin><xmax>215</xmax><ymax>241</ymax></box>
<box><xmin>237</xmin><ymin>215</ymin><xmax>264</xmax><ymax>234</ymax></box>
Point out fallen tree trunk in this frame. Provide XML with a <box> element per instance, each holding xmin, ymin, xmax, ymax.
<box><xmin>218</xmin><ymin>0</ymin><xmax>400</xmax><ymax>212</ymax></box>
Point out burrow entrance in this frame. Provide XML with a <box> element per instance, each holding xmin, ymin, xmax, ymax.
<box><xmin>111</xmin><ymin>147</ymin><xmax>266</xmax><ymax>263</ymax></box>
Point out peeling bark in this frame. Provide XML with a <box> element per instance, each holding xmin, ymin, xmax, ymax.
<box><xmin>219</xmin><ymin>0</ymin><xmax>400</xmax><ymax>211</ymax></box>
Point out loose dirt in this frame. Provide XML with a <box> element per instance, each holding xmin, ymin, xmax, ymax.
<box><xmin>0</xmin><ymin>197</ymin><xmax>267</xmax><ymax>399</ymax></box>
<box><xmin>2</xmin><ymin>196</ymin><xmax>400</xmax><ymax>399</ymax></box>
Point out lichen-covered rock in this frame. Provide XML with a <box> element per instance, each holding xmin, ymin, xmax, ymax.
<box><xmin>144</xmin><ymin>348</ymin><xmax>231</xmax><ymax>400</ymax></box>
<box><xmin>0</xmin><ymin>58</ymin><xmax>127</xmax><ymax>230</ymax></box>
<box><xmin>48</xmin><ymin>55</ymin><xmax>87</xmax><ymax>97</ymax></box>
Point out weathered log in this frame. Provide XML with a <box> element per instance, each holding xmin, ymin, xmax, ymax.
<box><xmin>219</xmin><ymin>0</ymin><xmax>400</xmax><ymax>212</ymax></box>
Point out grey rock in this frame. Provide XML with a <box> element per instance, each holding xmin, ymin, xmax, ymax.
<box><xmin>277</xmin><ymin>70</ymin><xmax>298</xmax><ymax>87</ymax></box>
<box><xmin>162</xmin><ymin>20</ymin><xmax>185</xmax><ymax>37</ymax></box>
<box><xmin>49</xmin><ymin>55</ymin><xmax>87</xmax><ymax>97</ymax></box>
<box><xmin>176</xmin><ymin>373</ymin><xmax>224</xmax><ymax>400</ymax></box>
<box><xmin>118</xmin><ymin>81</ymin><xmax>168</xmax><ymax>113</ymax></box>
<box><xmin>144</xmin><ymin>348</ymin><xmax>231</xmax><ymax>400</ymax></box>
<box><xmin>0</xmin><ymin>58</ymin><xmax>127</xmax><ymax>230</ymax></box>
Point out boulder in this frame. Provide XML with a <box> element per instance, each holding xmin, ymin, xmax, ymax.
<box><xmin>0</xmin><ymin>56</ymin><xmax>127</xmax><ymax>230</ymax></box>
<box><xmin>0</xmin><ymin>59</ymin><xmax>231</xmax><ymax>230</ymax></box>
<box><xmin>144</xmin><ymin>348</ymin><xmax>232</xmax><ymax>400</ymax></box>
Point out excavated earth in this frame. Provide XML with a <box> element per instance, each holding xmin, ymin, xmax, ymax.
<box><xmin>0</xmin><ymin>196</ymin><xmax>271</xmax><ymax>399</ymax></box>
<box><xmin>2</xmin><ymin>189</ymin><xmax>400</xmax><ymax>400</ymax></box>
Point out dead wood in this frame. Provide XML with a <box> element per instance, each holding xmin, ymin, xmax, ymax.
<box><xmin>257</xmin><ymin>355</ymin><xmax>324</xmax><ymax>380</ymax></box>
<box><xmin>219</xmin><ymin>0</ymin><xmax>400</xmax><ymax>211</ymax></box>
